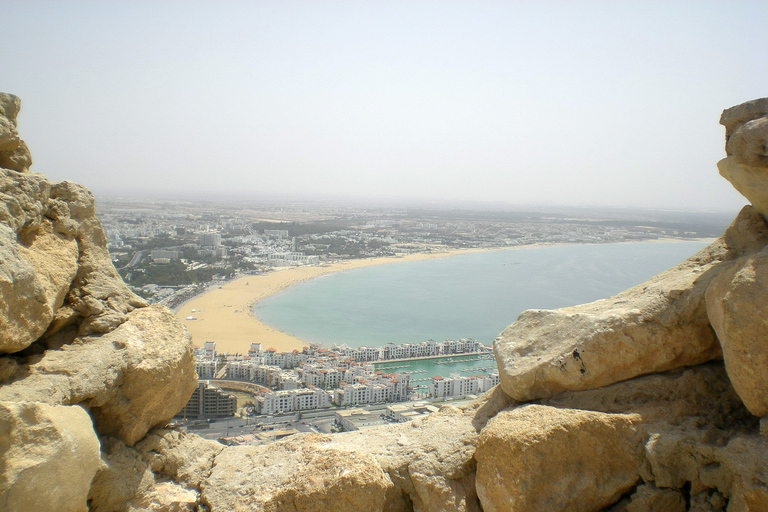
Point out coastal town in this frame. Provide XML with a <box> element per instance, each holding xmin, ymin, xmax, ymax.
<box><xmin>99</xmin><ymin>196</ymin><xmax>729</xmax><ymax>308</ymax></box>
<box><xmin>97</xmin><ymin>196</ymin><xmax>731</xmax><ymax>444</ymax></box>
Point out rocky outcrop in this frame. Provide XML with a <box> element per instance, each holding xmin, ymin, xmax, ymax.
<box><xmin>476</xmin><ymin>405</ymin><xmax>643</xmax><ymax>512</ymax></box>
<box><xmin>706</xmin><ymin>249</ymin><xmax>768</xmax><ymax>417</ymax></box>
<box><xmin>718</xmin><ymin>98</ymin><xmax>768</xmax><ymax>220</ymax></box>
<box><xmin>0</xmin><ymin>167</ymin><xmax>148</xmax><ymax>353</ymax></box>
<box><xmin>0</xmin><ymin>305</ymin><xmax>196</xmax><ymax>446</ymax></box>
<box><xmin>0</xmin><ymin>93</ymin><xmax>31</xmax><ymax>173</ymax></box>
<box><xmin>493</xmin><ymin>205</ymin><xmax>768</xmax><ymax>402</ymax></box>
<box><xmin>0</xmin><ymin>95</ymin><xmax>196</xmax><ymax>510</ymax></box>
<box><xmin>0</xmin><ymin>401</ymin><xmax>100</xmax><ymax>512</ymax></box>
<box><xmin>201</xmin><ymin>406</ymin><xmax>481</xmax><ymax>512</ymax></box>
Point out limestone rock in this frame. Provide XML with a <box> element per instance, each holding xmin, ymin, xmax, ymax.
<box><xmin>493</xmin><ymin>206</ymin><xmax>768</xmax><ymax>402</ymax></box>
<box><xmin>642</xmin><ymin>428</ymin><xmax>768</xmax><ymax>511</ymax></box>
<box><xmin>616</xmin><ymin>483</ymin><xmax>686</xmax><ymax>512</ymax></box>
<box><xmin>0</xmin><ymin>93</ymin><xmax>31</xmax><ymax>173</ymax></box>
<box><xmin>89</xmin><ymin>435</ymin><xmax>204</xmax><ymax>512</ymax></box>
<box><xmin>706</xmin><ymin>249</ymin><xmax>768</xmax><ymax>417</ymax></box>
<box><xmin>203</xmin><ymin>433</ymin><xmax>394</xmax><ymax>512</ymax></box>
<box><xmin>125</xmin><ymin>481</ymin><xmax>198</xmax><ymax>512</ymax></box>
<box><xmin>332</xmin><ymin>406</ymin><xmax>481</xmax><ymax>512</ymax></box>
<box><xmin>717</xmin><ymin>157</ymin><xmax>768</xmax><ymax>220</ymax></box>
<box><xmin>0</xmin><ymin>167</ymin><xmax>146</xmax><ymax>353</ymax></box>
<box><xmin>88</xmin><ymin>436</ymin><xmax>156</xmax><ymax>512</ymax></box>
<box><xmin>718</xmin><ymin>97</ymin><xmax>768</xmax><ymax>219</ymax></box>
<box><xmin>542</xmin><ymin>363</ymin><xmax>746</xmax><ymax>426</ymax></box>
<box><xmin>200</xmin><ymin>406</ymin><xmax>481</xmax><ymax>512</ymax></box>
<box><xmin>0</xmin><ymin>401</ymin><xmax>100</xmax><ymax>512</ymax></box>
<box><xmin>475</xmin><ymin>404</ymin><xmax>643</xmax><ymax>512</ymax></box>
<box><xmin>0</xmin><ymin>171</ymin><xmax>79</xmax><ymax>352</ymax></box>
<box><xmin>721</xmin><ymin>97</ymin><xmax>768</xmax><ymax>142</ymax></box>
<box><xmin>136</xmin><ymin>428</ymin><xmax>224</xmax><ymax>490</ymax></box>
<box><xmin>0</xmin><ymin>305</ymin><xmax>196</xmax><ymax>445</ymax></box>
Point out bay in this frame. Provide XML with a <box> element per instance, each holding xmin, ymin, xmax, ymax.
<box><xmin>253</xmin><ymin>241</ymin><xmax>710</xmax><ymax>350</ymax></box>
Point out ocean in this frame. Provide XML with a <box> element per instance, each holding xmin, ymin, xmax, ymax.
<box><xmin>253</xmin><ymin>241</ymin><xmax>711</xmax><ymax>351</ymax></box>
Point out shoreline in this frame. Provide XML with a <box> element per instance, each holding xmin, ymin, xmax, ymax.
<box><xmin>175</xmin><ymin>238</ymin><xmax>714</xmax><ymax>355</ymax></box>
<box><xmin>176</xmin><ymin>247</ymin><xmax>497</xmax><ymax>354</ymax></box>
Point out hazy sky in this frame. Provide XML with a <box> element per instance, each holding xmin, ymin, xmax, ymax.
<box><xmin>3</xmin><ymin>1</ymin><xmax>768</xmax><ymax>211</ymax></box>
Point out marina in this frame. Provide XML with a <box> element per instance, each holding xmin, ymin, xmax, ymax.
<box><xmin>373</xmin><ymin>353</ymin><xmax>498</xmax><ymax>380</ymax></box>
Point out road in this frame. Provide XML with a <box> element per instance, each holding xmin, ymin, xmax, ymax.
<box><xmin>183</xmin><ymin>397</ymin><xmax>473</xmax><ymax>442</ymax></box>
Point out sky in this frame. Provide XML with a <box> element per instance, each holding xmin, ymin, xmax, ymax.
<box><xmin>3</xmin><ymin>1</ymin><xmax>768</xmax><ymax>212</ymax></box>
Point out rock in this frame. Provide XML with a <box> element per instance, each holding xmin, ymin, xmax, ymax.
<box><xmin>125</xmin><ymin>481</ymin><xmax>198</xmax><ymax>512</ymax></box>
<box><xmin>690</xmin><ymin>490</ymin><xmax>727</xmax><ymax>512</ymax></box>
<box><xmin>0</xmin><ymin>305</ymin><xmax>196</xmax><ymax>446</ymax></box>
<box><xmin>88</xmin><ymin>436</ymin><xmax>156</xmax><ymax>512</ymax></box>
<box><xmin>623</xmin><ymin>483</ymin><xmax>686</xmax><ymax>512</ymax></box>
<box><xmin>717</xmin><ymin>158</ymin><xmax>768</xmax><ymax>220</ymax></box>
<box><xmin>200</xmin><ymin>406</ymin><xmax>481</xmax><ymax>512</ymax></box>
<box><xmin>0</xmin><ymin>93</ymin><xmax>31</xmax><ymax>173</ymax></box>
<box><xmin>0</xmin><ymin>401</ymin><xmax>100</xmax><ymax>512</ymax></box>
<box><xmin>136</xmin><ymin>428</ymin><xmax>224</xmax><ymax>490</ymax></box>
<box><xmin>493</xmin><ymin>206</ymin><xmax>768</xmax><ymax>402</ymax></box>
<box><xmin>202</xmin><ymin>433</ymin><xmax>394</xmax><ymax>512</ymax></box>
<box><xmin>332</xmin><ymin>406</ymin><xmax>481</xmax><ymax>512</ymax></box>
<box><xmin>0</xmin><ymin>167</ymin><xmax>146</xmax><ymax>353</ymax></box>
<box><xmin>721</xmin><ymin>97</ymin><xmax>768</xmax><ymax>142</ymax></box>
<box><xmin>643</xmin><ymin>428</ymin><xmax>768</xmax><ymax>511</ymax></box>
<box><xmin>475</xmin><ymin>404</ymin><xmax>643</xmax><ymax>512</ymax></box>
<box><xmin>89</xmin><ymin>435</ymin><xmax>203</xmax><ymax>512</ymax></box>
<box><xmin>726</xmin><ymin>117</ymin><xmax>768</xmax><ymax>168</ymax></box>
<box><xmin>0</xmin><ymin>171</ymin><xmax>79</xmax><ymax>352</ymax></box>
<box><xmin>706</xmin><ymin>249</ymin><xmax>768</xmax><ymax>417</ymax></box>
<box><xmin>541</xmin><ymin>363</ymin><xmax>747</xmax><ymax>426</ymax></box>
<box><xmin>718</xmin><ymin>97</ymin><xmax>768</xmax><ymax>219</ymax></box>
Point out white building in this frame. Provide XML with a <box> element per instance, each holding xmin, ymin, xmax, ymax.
<box><xmin>429</xmin><ymin>372</ymin><xmax>499</xmax><ymax>399</ymax></box>
<box><xmin>255</xmin><ymin>387</ymin><xmax>331</xmax><ymax>415</ymax></box>
<box><xmin>333</xmin><ymin>373</ymin><xmax>410</xmax><ymax>406</ymax></box>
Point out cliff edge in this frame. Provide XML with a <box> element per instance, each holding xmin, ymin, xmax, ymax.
<box><xmin>2</xmin><ymin>95</ymin><xmax>768</xmax><ymax>512</ymax></box>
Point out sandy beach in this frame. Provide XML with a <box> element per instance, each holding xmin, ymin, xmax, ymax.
<box><xmin>176</xmin><ymin>249</ymin><xmax>492</xmax><ymax>355</ymax></box>
<box><xmin>176</xmin><ymin>238</ymin><xmax>714</xmax><ymax>355</ymax></box>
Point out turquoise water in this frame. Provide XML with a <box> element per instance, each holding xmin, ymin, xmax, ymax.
<box><xmin>253</xmin><ymin>242</ymin><xmax>710</xmax><ymax>349</ymax></box>
<box><xmin>373</xmin><ymin>354</ymin><xmax>497</xmax><ymax>384</ymax></box>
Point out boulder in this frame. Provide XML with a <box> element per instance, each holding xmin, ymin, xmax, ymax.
<box><xmin>89</xmin><ymin>435</ymin><xmax>204</xmax><ymax>512</ymax></box>
<box><xmin>475</xmin><ymin>404</ymin><xmax>643</xmax><ymax>512</ymax></box>
<box><xmin>608</xmin><ymin>483</ymin><xmax>686</xmax><ymax>512</ymax></box>
<box><xmin>202</xmin><ymin>433</ymin><xmax>394</xmax><ymax>512</ymax></box>
<box><xmin>0</xmin><ymin>305</ymin><xmax>197</xmax><ymax>445</ymax></box>
<box><xmin>0</xmin><ymin>93</ymin><xmax>31</xmax><ymax>173</ymax></box>
<box><xmin>136</xmin><ymin>428</ymin><xmax>224</xmax><ymax>490</ymax></box>
<box><xmin>541</xmin><ymin>363</ymin><xmax>746</xmax><ymax>425</ymax></box>
<box><xmin>200</xmin><ymin>406</ymin><xmax>481</xmax><ymax>512</ymax></box>
<box><xmin>717</xmin><ymin>158</ymin><xmax>768</xmax><ymax>221</ymax></box>
<box><xmin>718</xmin><ymin>97</ymin><xmax>768</xmax><ymax>219</ymax></box>
<box><xmin>493</xmin><ymin>206</ymin><xmax>768</xmax><ymax>402</ymax></box>
<box><xmin>642</xmin><ymin>428</ymin><xmax>768</xmax><ymax>511</ymax></box>
<box><xmin>0</xmin><ymin>171</ymin><xmax>79</xmax><ymax>352</ymax></box>
<box><xmin>0</xmin><ymin>401</ymin><xmax>100</xmax><ymax>512</ymax></box>
<box><xmin>0</xmin><ymin>167</ymin><xmax>146</xmax><ymax>353</ymax></box>
<box><xmin>706</xmin><ymin>249</ymin><xmax>768</xmax><ymax>417</ymax></box>
<box><xmin>332</xmin><ymin>405</ymin><xmax>481</xmax><ymax>512</ymax></box>
<box><xmin>88</xmin><ymin>436</ymin><xmax>156</xmax><ymax>512</ymax></box>
<box><xmin>721</xmin><ymin>97</ymin><xmax>768</xmax><ymax>143</ymax></box>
